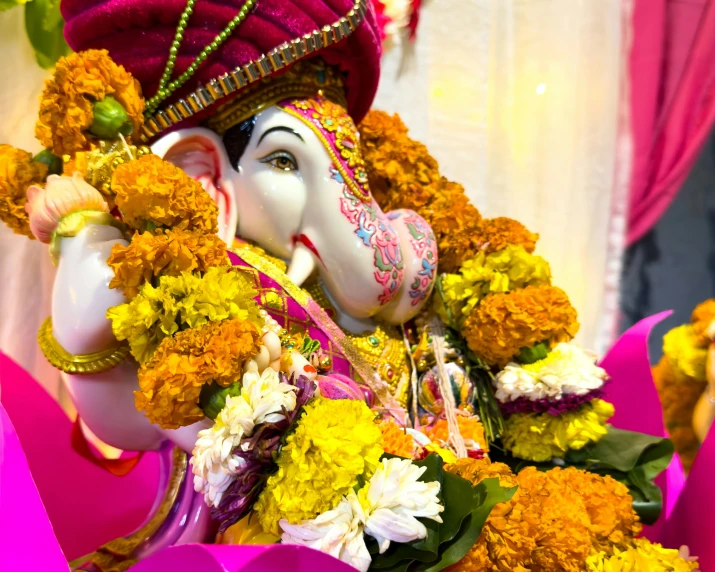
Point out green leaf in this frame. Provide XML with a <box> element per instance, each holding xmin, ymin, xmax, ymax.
<box><xmin>0</xmin><ymin>0</ymin><xmax>29</xmax><ymax>12</ymax></box>
<box><xmin>423</xmin><ymin>478</ymin><xmax>517</xmax><ymax>572</ymax></box>
<box><xmin>489</xmin><ymin>426</ymin><xmax>674</xmax><ymax>526</ymax></box>
<box><xmin>367</xmin><ymin>457</ymin><xmax>516</xmax><ymax>572</ymax></box>
<box><xmin>25</xmin><ymin>0</ymin><xmax>71</xmax><ymax>69</ymax></box>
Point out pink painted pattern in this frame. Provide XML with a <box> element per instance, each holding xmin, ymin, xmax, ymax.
<box><xmin>388</xmin><ymin>210</ymin><xmax>437</xmax><ymax>306</ymax></box>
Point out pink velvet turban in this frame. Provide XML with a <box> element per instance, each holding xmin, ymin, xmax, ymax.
<box><xmin>60</xmin><ymin>0</ymin><xmax>382</xmax><ymax>129</ymax></box>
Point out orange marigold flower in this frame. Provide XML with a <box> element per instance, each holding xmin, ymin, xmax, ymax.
<box><xmin>358</xmin><ymin>110</ymin><xmax>483</xmax><ymax>273</ymax></box>
<box><xmin>691</xmin><ymin>298</ymin><xmax>715</xmax><ymax>346</ymax></box>
<box><xmin>425</xmin><ymin>415</ymin><xmax>489</xmax><ymax>453</ymax></box>
<box><xmin>548</xmin><ymin>467</ymin><xmax>641</xmax><ymax>553</ymax></box>
<box><xmin>447</xmin><ymin>463</ymin><xmax>592</xmax><ymax>572</ymax></box>
<box><xmin>444</xmin><ymin>458</ymin><xmax>517</xmax><ymax>489</ymax></box>
<box><xmin>135</xmin><ymin>318</ymin><xmax>261</xmax><ymax>429</ymax></box>
<box><xmin>112</xmin><ymin>154</ymin><xmax>218</xmax><ymax>233</ymax></box>
<box><xmin>108</xmin><ymin>228</ymin><xmax>229</xmax><ymax>298</ymax></box>
<box><xmin>379</xmin><ymin>419</ymin><xmax>416</xmax><ymax>458</ymax></box>
<box><xmin>476</xmin><ymin>217</ymin><xmax>539</xmax><ymax>255</ymax></box>
<box><xmin>461</xmin><ymin>285</ymin><xmax>579</xmax><ymax>367</ymax></box>
<box><xmin>652</xmin><ymin>356</ymin><xmax>705</xmax><ymax>473</ymax></box>
<box><xmin>0</xmin><ymin>145</ymin><xmax>47</xmax><ymax>238</ymax></box>
<box><xmin>36</xmin><ymin>49</ymin><xmax>144</xmax><ymax>156</ymax></box>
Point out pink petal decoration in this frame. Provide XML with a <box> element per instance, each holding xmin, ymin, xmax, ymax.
<box><xmin>128</xmin><ymin>544</ymin><xmax>357</xmax><ymax>572</ymax></box>
<box><xmin>0</xmin><ymin>401</ymin><xmax>68</xmax><ymax>571</ymax></box>
<box><xmin>659</xmin><ymin>425</ymin><xmax>715</xmax><ymax>571</ymax></box>
<box><xmin>0</xmin><ymin>352</ymin><xmax>159</xmax><ymax>561</ymax></box>
<box><xmin>599</xmin><ymin>311</ymin><xmax>686</xmax><ymax>541</ymax></box>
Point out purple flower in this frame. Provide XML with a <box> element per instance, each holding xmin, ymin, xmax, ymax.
<box><xmin>499</xmin><ymin>384</ymin><xmax>607</xmax><ymax>416</ymax></box>
<box><xmin>211</xmin><ymin>374</ymin><xmax>316</xmax><ymax>532</ymax></box>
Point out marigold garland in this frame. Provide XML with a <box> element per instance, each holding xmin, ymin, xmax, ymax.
<box><xmin>0</xmin><ymin>145</ymin><xmax>47</xmax><ymax>238</ymax></box>
<box><xmin>475</xmin><ymin>216</ymin><xmax>539</xmax><ymax>256</ymax></box>
<box><xmin>585</xmin><ymin>538</ymin><xmax>699</xmax><ymax>571</ymax></box>
<box><xmin>663</xmin><ymin>325</ymin><xmax>708</xmax><ymax>381</ymax></box>
<box><xmin>653</xmin><ymin>355</ymin><xmax>706</xmax><ymax>473</ymax></box>
<box><xmin>107</xmin><ymin>266</ymin><xmax>261</xmax><ymax>364</ymax></box>
<box><xmin>379</xmin><ymin>419</ymin><xmax>416</xmax><ymax>458</ymax></box>
<box><xmin>358</xmin><ymin>110</ymin><xmax>483</xmax><ymax>273</ymax></box>
<box><xmin>691</xmin><ymin>298</ymin><xmax>715</xmax><ymax>345</ymax></box>
<box><xmin>35</xmin><ymin>50</ymin><xmax>144</xmax><ymax>156</ymax></box>
<box><xmin>135</xmin><ymin>318</ymin><xmax>261</xmax><ymax>429</ymax></box>
<box><xmin>112</xmin><ymin>154</ymin><xmax>218</xmax><ymax>234</ymax></box>
<box><xmin>501</xmin><ymin>399</ymin><xmax>614</xmax><ymax>462</ymax></box>
<box><xmin>437</xmin><ymin>244</ymin><xmax>552</xmax><ymax>327</ymax></box>
<box><xmin>107</xmin><ymin>229</ymin><xmax>229</xmax><ymax>298</ymax></box>
<box><xmin>255</xmin><ymin>396</ymin><xmax>383</xmax><ymax>536</ymax></box>
<box><xmin>462</xmin><ymin>284</ymin><xmax>579</xmax><ymax>367</ymax></box>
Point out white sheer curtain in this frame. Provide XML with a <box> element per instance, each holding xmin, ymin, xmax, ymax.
<box><xmin>374</xmin><ymin>0</ymin><xmax>631</xmax><ymax>354</ymax></box>
<box><xmin>0</xmin><ymin>8</ymin><xmax>59</xmax><ymax>397</ymax></box>
<box><xmin>0</xmin><ymin>0</ymin><xmax>631</xmax><ymax>401</ymax></box>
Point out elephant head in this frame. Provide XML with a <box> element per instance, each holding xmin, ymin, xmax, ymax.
<box><xmin>152</xmin><ymin>97</ymin><xmax>437</xmax><ymax>325</ymax></box>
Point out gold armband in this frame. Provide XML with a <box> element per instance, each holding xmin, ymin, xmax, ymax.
<box><xmin>38</xmin><ymin>317</ymin><xmax>130</xmax><ymax>374</ymax></box>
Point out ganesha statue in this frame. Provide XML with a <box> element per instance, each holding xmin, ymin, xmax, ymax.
<box><xmin>45</xmin><ymin>0</ymin><xmax>437</xmax><ymax>457</ymax></box>
<box><xmin>0</xmin><ymin>0</ymin><xmax>689</xmax><ymax>570</ymax></box>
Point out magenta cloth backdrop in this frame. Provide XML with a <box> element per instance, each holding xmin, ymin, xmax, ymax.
<box><xmin>627</xmin><ymin>0</ymin><xmax>715</xmax><ymax>244</ymax></box>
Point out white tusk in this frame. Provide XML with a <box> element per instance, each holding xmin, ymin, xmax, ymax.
<box><xmin>286</xmin><ymin>242</ymin><xmax>317</xmax><ymax>287</ymax></box>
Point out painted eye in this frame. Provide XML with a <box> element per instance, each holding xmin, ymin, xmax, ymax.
<box><xmin>259</xmin><ymin>151</ymin><xmax>298</xmax><ymax>172</ymax></box>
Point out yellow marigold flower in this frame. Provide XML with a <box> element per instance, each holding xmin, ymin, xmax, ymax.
<box><xmin>437</xmin><ymin>245</ymin><xmax>551</xmax><ymax>326</ymax></box>
<box><xmin>107</xmin><ymin>229</ymin><xmax>229</xmax><ymax>298</ymax></box>
<box><xmin>0</xmin><ymin>145</ymin><xmax>47</xmax><ymax>238</ymax></box>
<box><xmin>462</xmin><ymin>284</ymin><xmax>579</xmax><ymax>367</ymax></box>
<box><xmin>107</xmin><ymin>266</ymin><xmax>261</xmax><ymax>363</ymax></box>
<box><xmin>425</xmin><ymin>415</ymin><xmax>489</xmax><ymax>453</ymax></box>
<box><xmin>691</xmin><ymin>298</ymin><xmax>715</xmax><ymax>345</ymax></box>
<box><xmin>586</xmin><ymin>538</ymin><xmax>699</xmax><ymax>571</ymax></box>
<box><xmin>548</xmin><ymin>467</ymin><xmax>641</xmax><ymax>552</ymax></box>
<box><xmin>476</xmin><ymin>217</ymin><xmax>539</xmax><ymax>255</ymax></box>
<box><xmin>255</xmin><ymin>397</ymin><xmax>383</xmax><ymax>536</ymax></box>
<box><xmin>663</xmin><ymin>325</ymin><xmax>707</xmax><ymax>382</ymax></box>
<box><xmin>502</xmin><ymin>399</ymin><xmax>614</xmax><ymax>462</ymax></box>
<box><xmin>112</xmin><ymin>154</ymin><xmax>218</xmax><ymax>233</ymax></box>
<box><xmin>379</xmin><ymin>419</ymin><xmax>416</xmax><ymax>458</ymax></box>
<box><xmin>358</xmin><ymin>110</ymin><xmax>483</xmax><ymax>273</ymax></box>
<box><xmin>135</xmin><ymin>318</ymin><xmax>261</xmax><ymax>429</ymax></box>
<box><xmin>36</xmin><ymin>50</ymin><xmax>144</xmax><ymax>156</ymax></box>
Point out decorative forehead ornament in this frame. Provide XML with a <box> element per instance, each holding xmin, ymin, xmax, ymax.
<box><xmin>278</xmin><ymin>96</ymin><xmax>371</xmax><ymax>202</ymax></box>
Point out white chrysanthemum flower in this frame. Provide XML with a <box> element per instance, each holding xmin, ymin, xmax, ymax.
<box><xmin>240</xmin><ymin>363</ymin><xmax>297</xmax><ymax>426</ymax></box>
<box><xmin>281</xmin><ymin>457</ymin><xmax>443</xmax><ymax>570</ymax></box>
<box><xmin>191</xmin><ymin>364</ymin><xmax>298</xmax><ymax>507</ymax></box>
<box><xmin>494</xmin><ymin>342</ymin><xmax>608</xmax><ymax>402</ymax></box>
<box><xmin>190</xmin><ymin>423</ymin><xmax>246</xmax><ymax>507</ymax></box>
<box><xmin>362</xmin><ymin>457</ymin><xmax>443</xmax><ymax>553</ymax></box>
<box><xmin>281</xmin><ymin>494</ymin><xmax>371</xmax><ymax>572</ymax></box>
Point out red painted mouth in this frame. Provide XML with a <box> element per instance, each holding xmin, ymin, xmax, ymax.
<box><xmin>293</xmin><ymin>233</ymin><xmax>324</xmax><ymax>265</ymax></box>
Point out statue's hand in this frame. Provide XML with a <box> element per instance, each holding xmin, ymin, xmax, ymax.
<box><xmin>26</xmin><ymin>173</ymin><xmax>126</xmax><ymax>354</ymax></box>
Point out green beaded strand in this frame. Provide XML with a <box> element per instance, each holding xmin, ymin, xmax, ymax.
<box><xmin>146</xmin><ymin>0</ymin><xmax>257</xmax><ymax>115</ymax></box>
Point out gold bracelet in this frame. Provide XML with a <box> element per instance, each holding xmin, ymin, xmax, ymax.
<box><xmin>38</xmin><ymin>317</ymin><xmax>131</xmax><ymax>374</ymax></box>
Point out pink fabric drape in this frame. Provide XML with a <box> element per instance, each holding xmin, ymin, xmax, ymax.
<box><xmin>627</xmin><ymin>0</ymin><xmax>715</xmax><ymax>245</ymax></box>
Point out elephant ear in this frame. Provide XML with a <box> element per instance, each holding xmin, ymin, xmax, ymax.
<box><xmin>151</xmin><ymin>127</ymin><xmax>238</xmax><ymax>245</ymax></box>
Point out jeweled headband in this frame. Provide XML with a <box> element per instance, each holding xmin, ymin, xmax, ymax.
<box><xmin>140</xmin><ymin>0</ymin><xmax>368</xmax><ymax>141</ymax></box>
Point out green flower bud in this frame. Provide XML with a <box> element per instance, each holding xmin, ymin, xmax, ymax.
<box><xmin>517</xmin><ymin>342</ymin><xmax>550</xmax><ymax>365</ymax></box>
<box><xmin>89</xmin><ymin>96</ymin><xmax>133</xmax><ymax>139</ymax></box>
<box><xmin>199</xmin><ymin>381</ymin><xmax>242</xmax><ymax>420</ymax></box>
<box><xmin>32</xmin><ymin>149</ymin><xmax>62</xmax><ymax>176</ymax></box>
